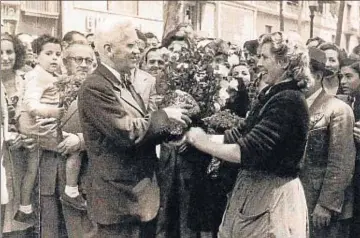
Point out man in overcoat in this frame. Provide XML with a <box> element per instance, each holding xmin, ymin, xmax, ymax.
<box><xmin>77</xmin><ymin>21</ymin><xmax>190</xmax><ymax>237</ymax></box>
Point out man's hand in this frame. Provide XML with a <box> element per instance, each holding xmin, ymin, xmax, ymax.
<box><xmin>354</xmin><ymin>121</ymin><xmax>360</xmax><ymax>144</ymax></box>
<box><xmin>7</xmin><ymin>132</ymin><xmax>23</xmax><ymax>150</ymax></box>
<box><xmin>312</xmin><ymin>204</ymin><xmax>332</xmax><ymax>228</ymax></box>
<box><xmin>20</xmin><ymin>135</ymin><xmax>36</xmax><ymax>151</ymax></box>
<box><xmin>57</xmin><ymin>133</ymin><xmax>81</xmax><ymax>156</ymax></box>
<box><xmin>163</xmin><ymin>106</ymin><xmax>192</xmax><ymax>126</ymax></box>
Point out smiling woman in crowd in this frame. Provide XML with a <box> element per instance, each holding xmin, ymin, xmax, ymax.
<box><xmin>186</xmin><ymin>31</ymin><xmax>312</xmax><ymax>237</ymax></box>
<box><xmin>1</xmin><ymin>33</ymin><xmax>39</xmax><ymax>237</ymax></box>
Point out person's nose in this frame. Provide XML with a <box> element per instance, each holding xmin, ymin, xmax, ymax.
<box><xmin>80</xmin><ymin>59</ymin><xmax>87</xmax><ymax>67</ymax></box>
<box><xmin>257</xmin><ymin>57</ymin><xmax>263</xmax><ymax>68</ymax></box>
<box><xmin>2</xmin><ymin>53</ymin><xmax>9</xmax><ymax>61</ymax></box>
<box><xmin>325</xmin><ymin>59</ymin><xmax>331</xmax><ymax>68</ymax></box>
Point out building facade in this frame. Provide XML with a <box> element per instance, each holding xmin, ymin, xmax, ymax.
<box><xmin>61</xmin><ymin>1</ymin><xmax>164</xmax><ymax>39</ymax></box>
<box><xmin>1</xmin><ymin>1</ymin><xmax>359</xmax><ymax>52</ymax></box>
<box><xmin>1</xmin><ymin>0</ymin><xmax>60</xmax><ymax>37</ymax></box>
<box><xmin>255</xmin><ymin>0</ymin><xmax>360</xmax><ymax>53</ymax></box>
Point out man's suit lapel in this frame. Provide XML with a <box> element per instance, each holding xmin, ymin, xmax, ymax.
<box><xmin>97</xmin><ymin>64</ymin><xmax>145</xmax><ymax>116</ymax></box>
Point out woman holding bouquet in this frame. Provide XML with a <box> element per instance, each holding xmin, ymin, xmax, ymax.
<box><xmin>186</xmin><ymin>32</ymin><xmax>311</xmax><ymax>237</ymax></box>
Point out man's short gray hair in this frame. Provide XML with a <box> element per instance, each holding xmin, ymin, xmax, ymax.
<box><xmin>95</xmin><ymin>20</ymin><xmax>136</xmax><ymax>56</ymax></box>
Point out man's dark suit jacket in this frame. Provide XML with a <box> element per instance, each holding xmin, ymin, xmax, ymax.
<box><xmin>77</xmin><ymin>64</ymin><xmax>171</xmax><ymax>225</ymax></box>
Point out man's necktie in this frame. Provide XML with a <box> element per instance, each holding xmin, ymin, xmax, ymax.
<box><xmin>123</xmin><ymin>73</ymin><xmax>147</xmax><ymax>113</ymax></box>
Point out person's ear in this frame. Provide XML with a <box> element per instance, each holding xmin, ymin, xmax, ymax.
<box><xmin>33</xmin><ymin>54</ymin><xmax>39</xmax><ymax>64</ymax></box>
<box><xmin>278</xmin><ymin>58</ymin><xmax>289</xmax><ymax>69</ymax></box>
<box><xmin>104</xmin><ymin>44</ymin><xmax>113</xmax><ymax>58</ymax></box>
<box><xmin>61</xmin><ymin>41</ymin><xmax>69</xmax><ymax>49</ymax></box>
<box><xmin>62</xmin><ymin>57</ymin><xmax>69</xmax><ymax>67</ymax></box>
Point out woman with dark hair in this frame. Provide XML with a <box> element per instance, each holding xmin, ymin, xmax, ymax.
<box><xmin>224</xmin><ymin>62</ymin><xmax>251</xmax><ymax>118</ymax></box>
<box><xmin>186</xmin><ymin>31</ymin><xmax>311</xmax><ymax>237</ymax></box>
<box><xmin>319</xmin><ymin>42</ymin><xmax>348</xmax><ymax>95</ymax></box>
<box><xmin>1</xmin><ymin>33</ymin><xmax>38</xmax><ymax>237</ymax></box>
<box><xmin>340</xmin><ymin>60</ymin><xmax>360</xmax><ymax>238</ymax></box>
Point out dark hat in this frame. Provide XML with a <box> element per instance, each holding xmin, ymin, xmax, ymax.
<box><xmin>308</xmin><ymin>47</ymin><xmax>333</xmax><ymax>77</ymax></box>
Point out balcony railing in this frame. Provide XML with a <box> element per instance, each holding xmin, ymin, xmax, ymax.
<box><xmin>20</xmin><ymin>1</ymin><xmax>60</xmax><ymax>18</ymax></box>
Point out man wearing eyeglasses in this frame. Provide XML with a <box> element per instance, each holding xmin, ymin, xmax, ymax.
<box><xmin>77</xmin><ymin>21</ymin><xmax>191</xmax><ymax>237</ymax></box>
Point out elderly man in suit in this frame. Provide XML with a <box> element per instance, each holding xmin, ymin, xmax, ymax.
<box><xmin>301</xmin><ymin>47</ymin><xmax>356</xmax><ymax>237</ymax></box>
<box><xmin>77</xmin><ymin>21</ymin><xmax>191</xmax><ymax>237</ymax></box>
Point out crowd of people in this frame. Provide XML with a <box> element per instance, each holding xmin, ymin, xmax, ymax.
<box><xmin>2</xmin><ymin>20</ymin><xmax>360</xmax><ymax>238</ymax></box>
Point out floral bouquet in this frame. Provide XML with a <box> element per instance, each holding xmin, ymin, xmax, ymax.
<box><xmin>157</xmin><ymin>89</ymin><xmax>200</xmax><ymax>143</ymax></box>
<box><xmin>54</xmin><ymin>74</ymin><xmax>85</xmax><ymax>142</ymax></box>
<box><xmin>202</xmin><ymin>109</ymin><xmax>244</xmax><ymax>178</ymax></box>
<box><xmin>202</xmin><ymin>109</ymin><xmax>243</xmax><ymax>134</ymax></box>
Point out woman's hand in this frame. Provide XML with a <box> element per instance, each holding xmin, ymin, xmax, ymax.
<box><xmin>57</xmin><ymin>133</ymin><xmax>80</xmax><ymax>156</ymax></box>
<box><xmin>185</xmin><ymin>127</ymin><xmax>209</xmax><ymax>148</ymax></box>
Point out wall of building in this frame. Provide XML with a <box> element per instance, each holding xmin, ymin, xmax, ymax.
<box><xmin>219</xmin><ymin>1</ymin><xmax>255</xmax><ymax>45</ymax></box>
<box><xmin>61</xmin><ymin>1</ymin><xmax>164</xmax><ymax>39</ymax></box>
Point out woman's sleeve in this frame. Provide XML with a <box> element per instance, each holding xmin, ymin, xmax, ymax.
<box><xmin>235</xmin><ymin>91</ymin><xmax>305</xmax><ymax>167</ymax></box>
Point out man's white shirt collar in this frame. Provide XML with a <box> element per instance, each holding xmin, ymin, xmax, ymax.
<box><xmin>102</xmin><ymin>63</ymin><xmax>121</xmax><ymax>82</ymax></box>
<box><xmin>102</xmin><ymin>63</ymin><xmax>136</xmax><ymax>84</ymax></box>
<box><xmin>306</xmin><ymin>88</ymin><xmax>322</xmax><ymax>108</ymax></box>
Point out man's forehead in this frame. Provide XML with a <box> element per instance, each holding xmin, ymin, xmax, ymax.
<box><xmin>324</xmin><ymin>49</ymin><xmax>338</xmax><ymax>57</ymax></box>
<box><xmin>148</xmin><ymin>50</ymin><xmax>162</xmax><ymax>59</ymax></box>
<box><xmin>67</xmin><ymin>45</ymin><xmax>93</xmax><ymax>56</ymax></box>
<box><xmin>18</xmin><ymin>34</ymin><xmax>33</xmax><ymax>43</ymax></box>
<box><xmin>112</xmin><ymin>32</ymin><xmax>138</xmax><ymax>45</ymax></box>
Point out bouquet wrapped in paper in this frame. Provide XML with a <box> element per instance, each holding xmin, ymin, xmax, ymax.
<box><xmin>53</xmin><ymin>74</ymin><xmax>85</xmax><ymax>142</ymax></box>
<box><xmin>158</xmin><ymin>89</ymin><xmax>200</xmax><ymax>141</ymax></box>
<box><xmin>202</xmin><ymin>109</ymin><xmax>243</xmax><ymax>134</ymax></box>
<box><xmin>202</xmin><ymin>109</ymin><xmax>245</xmax><ymax>178</ymax></box>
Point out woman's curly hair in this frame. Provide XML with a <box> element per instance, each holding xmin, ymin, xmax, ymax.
<box><xmin>1</xmin><ymin>33</ymin><xmax>26</xmax><ymax>71</ymax></box>
<box><xmin>319</xmin><ymin>42</ymin><xmax>347</xmax><ymax>68</ymax></box>
<box><xmin>259</xmin><ymin>31</ymin><xmax>313</xmax><ymax>91</ymax></box>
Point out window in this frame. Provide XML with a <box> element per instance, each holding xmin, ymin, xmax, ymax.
<box><xmin>347</xmin><ymin>3</ymin><xmax>352</xmax><ymax>21</ymax></box>
<box><xmin>286</xmin><ymin>0</ymin><xmax>299</xmax><ymax>6</ymax></box>
<box><xmin>265</xmin><ymin>25</ymin><xmax>272</xmax><ymax>33</ymax></box>
<box><xmin>184</xmin><ymin>5</ymin><xmax>198</xmax><ymax>30</ymax></box>
<box><xmin>108</xmin><ymin>1</ymin><xmax>138</xmax><ymax>15</ymax></box>
<box><xmin>317</xmin><ymin>2</ymin><xmax>324</xmax><ymax>14</ymax></box>
<box><xmin>345</xmin><ymin>34</ymin><xmax>351</xmax><ymax>52</ymax></box>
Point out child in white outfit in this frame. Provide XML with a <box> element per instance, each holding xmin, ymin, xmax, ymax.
<box><xmin>16</xmin><ymin>35</ymin><xmax>64</xmax><ymax>224</ymax></box>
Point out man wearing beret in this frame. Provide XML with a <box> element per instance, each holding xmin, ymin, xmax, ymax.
<box><xmin>300</xmin><ymin>47</ymin><xmax>356</xmax><ymax>237</ymax></box>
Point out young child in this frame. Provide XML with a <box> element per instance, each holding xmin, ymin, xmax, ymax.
<box><xmin>15</xmin><ymin>35</ymin><xmax>87</xmax><ymax>224</ymax></box>
<box><xmin>15</xmin><ymin>34</ymin><xmax>63</xmax><ymax>224</ymax></box>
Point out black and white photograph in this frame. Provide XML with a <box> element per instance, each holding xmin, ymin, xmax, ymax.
<box><xmin>1</xmin><ymin>1</ymin><xmax>360</xmax><ymax>237</ymax></box>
